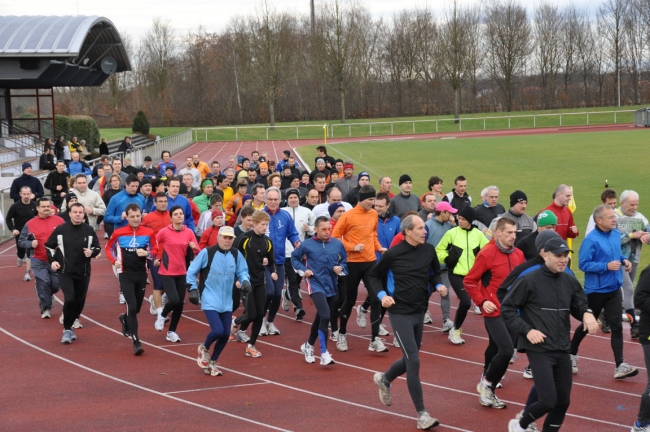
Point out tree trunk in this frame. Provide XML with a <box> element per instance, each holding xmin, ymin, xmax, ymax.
<box><xmin>340</xmin><ymin>88</ymin><xmax>346</xmax><ymax>123</ymax></box>
<box><xmin>453</xmin><ymin>86</ymin><xmax>460</xmax><ymax>123</ymax></box>
<box><xmin>233</xmin><ymin>64</ymin><xmax>243</xmax><ymax>124</ymax></box>
<box><xmin>269</xmin><ymin>99</ymin><xmax>275</xmax><ymax>130</ymax></box>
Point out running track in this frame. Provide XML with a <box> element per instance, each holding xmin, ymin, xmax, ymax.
<box><xmin>1</xmin><ymin>124</ymin><xmax>645</xmax><ymax>431</ymax></box>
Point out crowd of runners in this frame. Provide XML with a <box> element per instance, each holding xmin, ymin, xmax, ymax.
<box><xmin>3</xmin><ymin>143</ymin><xmax>650</xmax><ymax>431</ymax></box>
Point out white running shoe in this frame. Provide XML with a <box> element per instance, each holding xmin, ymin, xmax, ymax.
<box><xmin>320</xmin><ymin>351</ymin><xmax>335</xmax><ymax>366</ymax></box>
<box><xmin>267</xmin><ymin>322</ymin><xmax>280</xmax><ymax>335</ymax></box>
<box><xmin>149</xmin><ymin>295</ymin><xmax>157</xmax><ymax>315</ymax></box>
<box><xmin>259</xmin><ymin>320</ymin><xmax>269</xmax><ymax>336</ymax></box>
<box><xmin>41</xmin><ymin>309</ymin><xmax>51</xmax><ymax>319</ymax></box>
<box><xmin>17</xmin><ymin>257</ymin><xmax>24</xmax><ymax>267</ymax></box>
<box><xmin>161</xmin><ymin>293</ymin><xmax>168</xmax><ymax>307</ymax></box>
<box><xmin>356</xmin><ymin>305</ymin><xmax>367</xmax><ymax>328</ymax></box>
<box><xmin>236</xmin><ymin>330</ymin><xmax>250</xmax><ymax>343</ymax></box>
<box><xmin>523</xmin><ymin>365</ymin><xmax>533</xmax><ymax>379</ymax></box>
<box><xmin>336</xmin><ymin>333</ymin><xmax>348</xmax><ymax>351</ymax></box>
<box><xmin>301</xmin><ymin>342</ymin><xmax>315</xmax><ymax>363</ymax></box>
<box><xmin>23</xmin><ymin>271</ymin><xmax>31</xmax><ymax>282</ymax></box>
<box><xmin>281</xmin><ymin>288</ymin><xmax>291</xmax><ymax>311</ymax></box>
<box><xmin>373</xmin><ymin>372</ymin><xmax>392</xmax><ymax>406</ymax></box>
<box><xmin>59</xmin><ymin>314</ymin><xmax>64</xmax><ymax>325</ymax></box>
<box><xmin>155</xmin><ymin>314</ymin><xmax>165</xmax><ymax>331</ymax></box>
<box><xmin>197</xmin><ymin>344</ymin><xmax>210</xmax><ymax>368</ymax></box>
<box><xmin>472</xmin><ymin>304</ymin><xmax>482</xmax><ymax>315</ymax></box>
<box><xmin>441</xmin><ymin>318</ymin><xmax>454</xmax><ymax>333</ymax></box>
<box><xmin>570</xmin><ymin>354</ymin><xmax>578</xmax><ymax>375</ymax></box>
<box><xmin>378</xmin><ymin>324</ymin><xmax>389</xmax><ymax>336</ymax></box>
<box><xmin>72</xmin><ymin>319</ymin><xmax>83</xmax><ymax>329</ymax></box>
<box><xmin>119</xmin><ymin>292</ymin><xmax>126</xmax><ymax>304</ymax></box>
<box><xmin>369</xmin><ymin>339</ymin><xmax>389</xmax><ymax>352</ymax></box>
<box><xmin>330</xmin><ymin>330</ymin><xmax>339</xmax><ymax>342</ymax></box>
<box><xmin>448</xmin><ymin>327</ymin><xmax>465</xmax><ymax>345</ymax></box>
<box><xmin>614</xmin><ymin>362</ymin><xmax>639</xmax><ymax>379</ymax></box>
<box><xmin>393</xmin><ymin>337</ymin><xmax>400</xmax><ymax>348</ymax></box>
<box><xmin>423</xmin><ymin>310</ymin><xmax>433</xmax><ymax>324</ymax></box>
<box><xmin>166</xmin><ymin>331</ymin><xmax>181</xmax><ymax>342</ymax></box>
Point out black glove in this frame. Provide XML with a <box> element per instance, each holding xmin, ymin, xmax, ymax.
<box><xmin>189</xmin><ymin>289</ymin><xmax>199</xmax><ymax>305</ymax></box>
<box><xmin>241</xmin><ymin>280</ymin><xmax>252</xmax><ymax>295</ymax></box>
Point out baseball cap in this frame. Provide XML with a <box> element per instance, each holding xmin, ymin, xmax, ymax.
<box><xmin>435</xmin><ymin>201</ymin><xmax>458</xmax><ymax>214</ymax></box>
<box><xmin>544</xmin><ymin>237</ymin><xmax>572</xmax><ymax>255</ymax></box>
<box><xmin>218</xmin><ymin>226</ymin><xmax>236</xmax><ymax>237</ymax></box>
<box><xmin>537</xmin><ymin>211</ymin><xmax>558</xmax><ymax>227</ymax></box>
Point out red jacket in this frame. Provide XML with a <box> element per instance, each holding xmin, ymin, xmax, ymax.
<box><xmin>23</xmin><ymin>215</ymin><xmax>64</xmax><ymax>262</ymax></box>
<box><xmin>464</xmin><ymin>239</ymin><xmax>525</xmax><ymax>318</ymax></box>
<box><xmin>142</xmin><ymin>210</ymin><xmax>172</xmax><ymax>234</ymax></box>
<box><xmin>199</xmin><ymin>225</ymin><xmax>220</xmax><ymax>249</ymax></box>
<box><xmin>540</xmin><ymin>202</ymin><xmax>578</xmax><ymax>240</ymax></box>
<box><xmin>189</xmin><ymin>199</ymin><xmax>201</xmax><ymax>225</ymax></box>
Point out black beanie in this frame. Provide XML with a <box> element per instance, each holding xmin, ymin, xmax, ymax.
<box><xmin>510</xmin><ymin>190</ymin><xmax>528</xmax><ymax>207</ymax></box>
<box><xmin>399</xmin><ymin>174</ymin><xmax>412</xmax><ymax>186</ymax></box>
<box><xmin>285</xmin><ymin>188</ymin><xmax>300</xmax><ymax>199</ymax></box>
<box><xmin>458</xmin><ymin>206</ymin><xmax>476</xmax><ymax>224</ymax></box>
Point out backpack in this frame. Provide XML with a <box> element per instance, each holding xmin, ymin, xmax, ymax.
<box><xmin>198</xmin><ymin>246</ymin><xmax>239</xmax><ymax>295</ymax></box>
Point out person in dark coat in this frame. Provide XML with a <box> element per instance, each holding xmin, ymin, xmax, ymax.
<box><xmin>10</xmin><ymin>163</ymin><xmax>44</xmax><ymax>202</ymax></box>
<box><xmin>99</xmin><ymin>138</ymin><xmax>109</xmax><ymax>156</ymax></box>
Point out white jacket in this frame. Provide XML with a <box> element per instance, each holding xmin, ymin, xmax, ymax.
<box><xmin>61</xmin><ymin>187</ymin><xmax>106</xmax><ymax>226</ymax></box>
<box><xmin>282</xmin><ymin>205</ymin><xmax>316</xmax><ymax>258</ymax></box>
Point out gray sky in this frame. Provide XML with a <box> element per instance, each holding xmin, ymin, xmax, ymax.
<box><xmin>2</xmin><ymin>0</ymin><xmax>598</xmax><ymax>45</ymax></box>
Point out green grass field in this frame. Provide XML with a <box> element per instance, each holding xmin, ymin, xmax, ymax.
<box><xmin>297</xmin><ymin>128</ymin><xmax>650</xmax><ymax>282</ymax></box>
<box><xmin>100</xmin><ymin>104</ymin><xmax>646</xmax><ymax>143</ymax></box>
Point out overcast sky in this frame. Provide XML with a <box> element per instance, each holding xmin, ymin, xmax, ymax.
<box><xmin>3</xmin><ymin>0</ymin><xmax>598</xmax><ymax>45</ymax></box>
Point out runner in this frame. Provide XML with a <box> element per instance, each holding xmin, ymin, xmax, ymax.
<box><xmin>45</xmin><ymin>203</ymin><xmax>101</xmax><ymax>344</ymax></box>
<box><xmin>141</xmin><ymin>192</ymin><xmax>172</xmax><ymax>316</ymax></box>
<box><xmin>6</xmin><ymin>186</ymin><xmax>37</xmax><ymax>281</ymax></box>
<box><xmin>188</xmin><ymin>226</ymin><xmax>250</xmax><ymax>376</ymax></box>
<box><xmin>632</xmin><ymin>264</ymin><xmax>650</xmax><ymax>432</ymax></box>
<box><xmin>369</xmin><ymin>214</ymin><xmax>447</xmax><ymax>430</ymax></box>
<box><xmin>106</xmin><ymin>203</ymin><xmax>158</xmax><ymax>355</ymax></box>
<box><xmin>292</xmin><ymin>215</ymin><xmax>347</xmax><ymax>366</ymax></box>
<box><xmin>154</xmin><ymin>205</ymin><xmax>200</xmax><ymax>342</ymax></box>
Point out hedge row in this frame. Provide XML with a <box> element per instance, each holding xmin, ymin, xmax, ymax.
<box><xmin>55</xmin><ymin>115</ymin><xmax>100</xmax><ymax>151</ymax></box>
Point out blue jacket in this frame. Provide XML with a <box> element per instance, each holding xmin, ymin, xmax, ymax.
<box><xmin>264</xmin><ymin>207</ymin><xmax>300</xmax><ymax>263</ymax></box>
<box><xmin>68</xmin><ymin>161</ymin><xmax>91</xmax><ymax>176</ymax></box>
<box><xmin>291</xmin><ymin>236</ymin><xmax>347</xmax><ymax>297</ymax></box>
<box><xmin>104</xmin><ymin>190</ymin><xmax>146</xmax><ymax>228</ymax></box>
<box><xmin>186</xmin><ymin>246</ymin><xmax>249</xmax><ymax>312</ymax></box>
<box><xmin>579</xmin><ymin>227</ymin><xmax>626</xmax><ymax>294</ymax></box>
<box><xmin>377</xmin><ymin>214</ymin><xmax>400</xmax><ymax>260</ymax></box>
<box><xmin>167</xmin><ymin>193</ymin><xmax>195</xmax><ymax>231</ymax></box>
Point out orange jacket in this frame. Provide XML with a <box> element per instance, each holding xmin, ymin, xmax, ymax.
<box><xmin>142</xmin><ymin>210</ymin><xmax>172</xmax><ymax>234</ymax></box>
<box><xmin>225</xmin><ymin>192</ymin><xmax>245</xmax><ymax>221</ymax></box>
<box><xmin>194</xmin><ymin>161</ymin><xmax>210</xmax><ymax>179</ymax></box>
<box><xmin>332</xmin><ymin>205</ymin><xmax>382</xmax><ymax>263</ymax></box>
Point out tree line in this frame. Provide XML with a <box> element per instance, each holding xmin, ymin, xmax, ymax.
<box><xmin>55</xmin><ymin>0</ymin><xmax>650</xmax><ymax>128</ymax></box>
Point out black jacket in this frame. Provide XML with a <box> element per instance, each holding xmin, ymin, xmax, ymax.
<box><xmin>369</xmin><ymin>241</ymin><xmax>443</xmax><ymax>316</ymax></box>
<box><xmin>496</xmin><ymin>255</ymin><xmax>544</xmax><ymax>303</ymax></box>
<box><xmin>45</xmin><ymin>222</ymin><xmax>101</xmax><ymax>275</ymax></box>
<box><xmin>502</xmin><ymin>265</ymin><xmax>590</xmax><ymax>353</ymax></box>
<box><xmin>99</xmin><ymin>142</ymin><xmax>109</xmax><ymax>156</ymax></box>
<box><xmin>443</xmin><ymin>190</ymin><xmax>471</xmax><ymax>211</ymax></box>
<box><xmin>634</xmin><ymin>264</ymin><xmax>650</xmax><ymax>345</ymax></box>
<box><xmin>235</xmin><ymin>230</ymin><xmax>276</xmax><ymax>286</ymax></box>
<box><xmin>343</xmin><ymin>185</ymin><xmax>360</xmax><ymax>207</ymax></box>
<box><xmin>516</xmin><ymin>230</ymin><xmax>539</xmax><ymax>261</ymax></box>
<box><xmin>474</xmin><ymin>203</ymin><xmax>505</xmax><ymax>229</ymax></box>
<box><xmin>44</xmin><ymin>171</ymin><xmax>70</xmax><ymax>204</ymax></box>
<box><xmin>39</xmin><ymin>153</ymin><xmax>56</xmax><ymax>171</ymax></box>
<box><xmin>6</xmin><ymin>200</ymin><xmax>37</xmax><ymax>231</ymax></box>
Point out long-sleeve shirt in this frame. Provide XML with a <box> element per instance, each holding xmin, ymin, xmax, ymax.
<box><xmin>235</xmin><ymin>230</ymin><xmax>276</xmax><ymax>285</ymax></box>
<box><xmin>291</xmin><ymin>236</ymin><xmax>347</xmax><ymax>297</ymax></box>
<box><xmin>106</xmin><ymin>224</ymin><xmax>158</xmax><ymax>273</ymax></box>
<box><xmin>142</xmin><ymin>210</ymin><xmax>172</xmax><ymax>235</ymax></box>
<box><xmin>579</xmin><ymin>227</ymin><xmax>626</xmax><ymax>294</ymax></box>
<box><xmin>18</xmin><ymin>215</ymin><xmax>64</xmax><ymax>262</ymax></box>
<box><xmin>166</xmin><ymin>193</ymin><xmax>195</xmax><ymax>231</ymax></box>
<box><xmin>332</xmin><ymin>205</ymin><xmax>382</xmax><ymax>263</ymax></box>
<box><xmin>6</xmin><ymin>200</ymin><xmax>37</xmax><ymax>231</ymax></box>
<box><xmin>156</xmin><ymin>225</ymin><xmax>198</xmax><ymax>276</ymax></box>
<box><xmin>104</xmin><ymin>190</ymin><xmax>146</xmax><ymax>229</ymax></box>
<box><xmin>540</xmin><ymin>202</ymin><xmax>578</xmax><ymax>240</ymax></box>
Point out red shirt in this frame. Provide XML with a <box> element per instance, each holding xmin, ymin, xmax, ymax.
<box><xmin>156</xmin><ymin>225</ymin><xmax>199</xmax><ymax>276</ymax></box>
<box><xmin>540</xmin><ymin>202</ymin><xmax>578</xmax><ymax>240</ymax></box>
<box><xmin>390</xmin><ymin>232</ymin><xmax>404</xmax><ymax>248</ymax></box>
<box><xmin>25</xmin><ymin>215</ymin><xmax>64</xmax><ymax>262</ymax></box>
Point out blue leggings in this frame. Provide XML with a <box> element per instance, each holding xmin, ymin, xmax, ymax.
<box><xmin>264</xmin><ymin>264</ymin><xmax>286</xmax><ymax>323</ymax></box>
<box><xmin>203</xmin><ymin>310</ymin><xmax>232</xmax><ymax>361</ymax></box>
<box><xmin>308</xmin><ymin>292</ymin><xmax>337</xmax><ymax>354</ymax></box>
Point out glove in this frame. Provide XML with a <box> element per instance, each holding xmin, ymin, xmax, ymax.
<box><xmin>241</xmin><ymin>280</ymin><xmax>252</xmax><ymax>295</ymax></box>
<box><xmin>189</xmin><ymin>289</ymin><xmax>199</xmax><ymax>305</ymax></box>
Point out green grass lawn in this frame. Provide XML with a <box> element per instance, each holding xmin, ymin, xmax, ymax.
<box><xmin>296</xmin><ymin>128</ymin><xmax>650</xmax><ymax>283</ymax></box>
<box><xmin>99</xmin><ymin>127</ymin><xmax>190</xmax><ymax>142</ymax></box>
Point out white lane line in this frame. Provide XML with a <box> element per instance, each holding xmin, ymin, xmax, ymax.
<box><xmin>0</xmin><ymin>243</ymin><xmax>16</xmax><ymax>255</ymax></box>
<box><xmin>164</xmin><ymin>382</ymin><xmax>269</xmax><ymax>395</ymax></box>
<box><xmin>0</xmin><ymin>326</ymin><xmax>290</xmax><ymax>432</ymax></box>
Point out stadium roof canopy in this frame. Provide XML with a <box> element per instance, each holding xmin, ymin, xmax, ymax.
<box><xmin>0</xmin><ymin>15</ymin><xmax>131</xmax><ymax>88</ymax></box>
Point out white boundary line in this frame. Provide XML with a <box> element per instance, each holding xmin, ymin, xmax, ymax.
<box><xmin>164</xmin><ymin>382</ymin><xmax>269</xmax><ymax>395</ymax></box>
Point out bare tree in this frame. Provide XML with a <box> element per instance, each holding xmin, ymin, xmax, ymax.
<box><xmin>561</xmin><ymin>5</ymin><xmax>580</xmax><ymax>99</ymax></box>
<box><xmin>140</xmin><ymin>18</ymin><xmax>177</xmax><ymax>122</ymax></box>
<box><xmin>594</xmin><ymin>16</ymin><xmax>611</xmax><ymax>105</ymax></box>
<box><xmin>598</xmin><ymin>0</ymin><xmax>628</xmax><ymax>106</ymax></box>
<box><xmin>464</xmin><ymin>6</ymin><xmax>483</xmax><ymax>112</ymax></box>
<box><xmin>574</xmin><ymin>8</ymin><xmax>595</xmax><ymax>106</ymax></box>
<box><xmin>354</xmin><ymin>11</ymin><xmax>384</xmax><ymax>116</ymax></box>
<box><xmin>534</xmin><ymin>2</ymin><xmax>564</xmax><ymax>109</ymax></box>
<box><xmin>485</xmin><ymin>0</ymin><xmax>532</xmax><ymax>111</ymax></box>
<box><xmin>623</xmin><ymin>0</ymin><xmax>645</xmax><ymax>104</ymax></box>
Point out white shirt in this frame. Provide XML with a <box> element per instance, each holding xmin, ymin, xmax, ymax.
<box><xmin>178</xmin><ymin>167</ymin><xmax>202</xmax><ymax>189</ymax></box>
<box><xmin>312</xmin><ymin>201</ymin><xmax>353</xmax><ymax>218</ymax></box>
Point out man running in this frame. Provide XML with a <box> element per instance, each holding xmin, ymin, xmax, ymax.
<box><xmin>370</xmin><ymin>214</ymin><xmax>447</xmax><ymax>430</ymax></box>
<box><xmin>45</xmin><ymin>203</ymin><xmax>101</xmax><ymax>344</ymax></box>
<box><xmin>6</xmin><ymin>186</ymin><xmax>37</xmax><ymax>281</ymax></box>
<box><xmin>292</xmin><ymin>216</ymin><xmax>347</xmax><ymax>366</ymax></box>
<box><xmin>142</xmin><ymin>192</ymin><xmax>172</xmax><ymax>315</ymax></box>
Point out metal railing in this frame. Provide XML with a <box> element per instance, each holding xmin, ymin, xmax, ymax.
<box><xmin>190</xmin><ymin>109</ymin><xmax>637</xmax><ymax>142</ymax></box>
<box><xmin>1</xmin><ymin>129</ymin><xmax>194</xmax><ymax>239</ymax></box>
<box><xmin>0</xmin><ymin>120</ymin><xmax>46</xmax><ymax>158</ymax></box>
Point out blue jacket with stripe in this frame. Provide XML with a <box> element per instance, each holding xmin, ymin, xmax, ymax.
<box><xmin>104</xmin><ymin>190</ymin><xmax>146</xmax><ymax>228</ymax></box>
<box><xmin>291</xmin><ymin>236</ymin><xmax>347</xmax><ymax>297</ymax></box>
<box><xmin>579</xmin><ymin>227</ymin><xmax>626</xmax><ymax>294</ymax></box>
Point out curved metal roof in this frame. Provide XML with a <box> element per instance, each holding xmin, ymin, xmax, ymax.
<box><xmin>0</xmin><ymin>15</ymin><xmax>131</xmax><ymax>87</ymax></box>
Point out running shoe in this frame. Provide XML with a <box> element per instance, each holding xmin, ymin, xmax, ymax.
<box><xmin>236</xmin><ymin>330</ymin><xmax>250</xmax><ymax>343</ymax></box>
<box><xmin>281</xmin><ymin>288</ymin><xmax>291</xmax><ymax>311</ymax></box>
<box><xmin>295</xmin><ymin>308</ymin><xmax>305</xmax><ymax>321</ymax></box>
<box><xmin>448</xmin><ymin>327</ymin><xmax>465</xmax><ymax>345</ymax></box>
<box><xmin>599</xmin><ymin>315</ymin><xmax>611</xmax><ymax>333</ymax></box>
<box><xmin>59</xmin><ymin>313</ymin><xmax>64</xmax><ymax>325</ymax></box>
<box><xmin>246</xmin><ymin>344</ymin><xmax>262</xmax><ymax>358</ymax></box>
<box><xmin>393</xmin><ymin>337</ymin><xmax>400</xmax><ymax>348</ymax></box>
<box><xmin>320</xmin><ymin>351</ymin><xmax>335</xmax><ymax>366</ymax></box>
<box><xmin>301</xmin><ymin>342</ymin><xmax>315</xmax><ymax>363</ymax></box>
<box><xmin>570</xmin><ymin>354</ymin><xmax>578</xmax><ymax>375</ymax></box>
<box><xmin>72</xmin><ymin>319</ymin><xmax>83</xmax><ymax>329</ymax></box>
<box><xmin>119</xmin><ymin>292</ymin><xmax>126</xmax><ymax>304</ymax></box>
<box><xmin>61</xmin><ymin>329</ymin><xmax>73</xmax><ymax>344</ymax></box>
<box><xmin>631</xmin><ymin>323</ymin><xmax>640</xmax><ymax>339</ymax></box>
<box><xmin>104</xmin><ymin>232</ymin><xmax>109</xmax><ymax>239</ymax></box>
<box><xmin>368</xmin><ymin>339</ymin><xmax>389</xmax><ymax>353</ymax></box>
<box><xmin>614</xmin><ymin>362</ymin><xmax>639</xmax><ymax>379</ymax></box>
<box><xmin>161</xmin><ymin>293</ymin><xmax>168</xmax><ymax>307</ymax></box>
<box><xmin>207</xmin><ymin>360</ymin><xmax>222</xmax><ymax>376</ymax></box>
<box><xmin>423</xmin><ymin>310</ymin><xmax>432</xmax><ymax>324</ymax></box>
<box><xmin>477</xmin><ymin>380</ymin><xmax>507</xmax><ymax>409</ymax></box>
<box><xmin>197</xmin><ymin>344</ymin><xmax>210</xmax><ymax>368</ymax></box>
<box><xmin>356</xmin><ymin>305</ymin><xmax>367</xmax><ymax>328</ymax></box>
<box><xmin>330</xmin><ymin>330</ymin><xmax>339</xmax><ymax>342</ymax></box>
<box><xmin>258</xmin><ymin>321</ymin><xmax>269</xmax><ymax>336</ymax></box>
<box><xmin>378</xmin><ymin>324</ymin><xmax>389</xmax><ymax>336</ymax></box>
<box><xmin>41</xmin><ymin>309</ymin><xmax>51</xmax><ymax>319</ymax></box>
<box><xmin>17</xmin><ymin>257</ymin><xmax>23</xmax><ymax>267</ymax></box>
<box><xmin>336</xmin><ymin>333</ymin><xmax>348</xmax><ymax>352</ymax></box>
<box><xmin>133</xmin><ymin>341</ymin><xmax>144</xmax><ymax>356</ymax></box>
<box><xmin>516</xmin><ymin>410</ymin><xmax>540</xmax><ymax>432</ymax></box>
<box><xmin>166</xmin><ymin>331</ymin><xmax>181</xmax><ymax>343</ymax></box>
<box><xmin>373</xmin><ymin>372</ymin><xmax>392</xmax><ymax>406</ymax></box>
<box><xmin>523</xmin><ymin>365</ymin><xmax>533</xmax><ymax>379</ymax></box>
<box><xmin>472</xmin><ymin>304</ymin><xmax>482</xmax><ymax>315</ymax></box>
<box><xmin>23</xmin><ymin>271</ymin><xmax>31</xmax><ymax>282</ymax></box>
<box><xmin>509</xmin><ymin>350</ymin><xmax>516</xmax><ymax>364</ymax></box>
<box><xmin>267</xmin><ymin>322</ymin><xmax>280</xmax><ymax>335</ymax></box>
<box><xmin>417</xmin><ymin>411</ymin><xmax>439</xmax><ymax>430</ymax></box>
<box><xmin>441</xmin><ymin>318</ymin><xmax>454</xmax><ymax>333</ymax></box>
<box><xmin>146</xmin><ymin>278</ymin><xmax>150</xmax><ymax>284</ymax></box>
<box><xmin>155</xmin><ymin>314</ymin><xmax>165</xmax><ymax>331</ymax></box>
<box><xmin>119</xmin><ymin>313</ymin><xmax>131</xmax><ymax>337</ymax></box>
<box><xmin>508</xmin><ymin>419</ymin><xmax>524</xmax><ymax>432</ymax></box>
<box><xmin>149</xmin><ymin>295</ymin><xmax>157</xmax><ymax>315</ymax></box>
<box><xmin>69</xmin><ymin>329</ymin><xmax>77</xmax><ymax>340</ymax></box>
<box><xmin>633</xmin><ymin>422</ymin><xmax>650</xmax><ymax>432</ymax></box>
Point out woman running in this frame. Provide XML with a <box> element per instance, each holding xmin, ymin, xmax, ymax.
<box><xmin>436</xmin><ymin>207</ymin><xmax>488</xmax><ymax>345</ymax></box>
<box><xmin>154</xmin><ymin>205</ymin><xmax>200</xmax><ymax>342</ymax></box>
